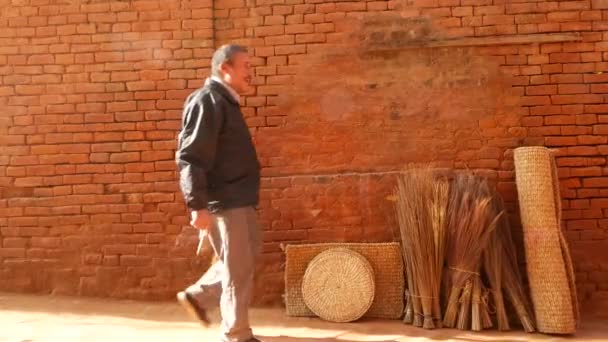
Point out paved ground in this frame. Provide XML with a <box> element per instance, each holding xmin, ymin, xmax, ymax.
<box><xmin>1</xmin><ymin>292</ymin><xmax>606</xmax><ymax>342</ymax></box>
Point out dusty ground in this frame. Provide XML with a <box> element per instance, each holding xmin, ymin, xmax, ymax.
<box><xmin>1</xmin><ymin>292</ymin><xmax>606</xmax><ymax>342</ymax></box>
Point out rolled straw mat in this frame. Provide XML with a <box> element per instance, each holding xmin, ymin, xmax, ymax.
<box><xmin>302</xmin><ymin>248</ymin><xmax>375</xmax><ymax>322</ymax></box>
<box><xmin>514</xmin><ymin>146</ymin><xmax>579</xmax><ymax>334</ymax></box>
<box><xmin>284</xmin><ymin>242</ymin><xmax>404</xmax><ymax>319</ymax></box>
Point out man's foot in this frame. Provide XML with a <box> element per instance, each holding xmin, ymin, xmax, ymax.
<box><xmin>176</xmin><ymin>291</ymin><xmax>211</xmax><ymax>327</ymax></box>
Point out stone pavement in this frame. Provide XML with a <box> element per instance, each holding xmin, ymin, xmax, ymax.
<box><xmin>1</xmin><ymin>292</ymin><xmax>607</xmax><ymax>342</ymax></box>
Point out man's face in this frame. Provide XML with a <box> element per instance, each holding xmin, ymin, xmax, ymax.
<box><xmin>221</xmin><ymin>52</ymin><xmax>252</xmax><ymax>95</ymax></box>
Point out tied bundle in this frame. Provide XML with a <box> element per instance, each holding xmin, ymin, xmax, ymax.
<box><xmin>395</xmin><ymin>168</ymin><xmax>449</xmax><ymax>329</ymax></box>
<box><xmin>484</xmin><ymin>196</ymin><xmax>536</xmax><ymax>333</ymax></box>
<box><xmin>443</xmin><ymin>174</ymin><xmax>501</xmax><ymax>330</ymax></box>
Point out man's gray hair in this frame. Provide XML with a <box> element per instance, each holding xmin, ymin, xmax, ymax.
<box><xmin>211</xmin><ymin>44</ymin><xmax>248</xmax><ymax>77</ymax></box>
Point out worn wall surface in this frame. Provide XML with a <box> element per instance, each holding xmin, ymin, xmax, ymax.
<box><xmin>1</xmin><ymin>0</ymin><xmax>608</xmax><ymax>311</ymax></box>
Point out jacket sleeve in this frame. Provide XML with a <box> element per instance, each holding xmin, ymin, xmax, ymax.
<box><xmin>176</xmin><ymin>93</ymin><xmax>224</xmax><ymax>211</ymax></box>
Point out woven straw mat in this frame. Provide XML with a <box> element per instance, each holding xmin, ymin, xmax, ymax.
<box><xmin>302</xmin><ymin>248</ymin><xmax>375</xmax><ymax>322</ymax></box>
<box><xmin>284</xmin><ymin>242</ymin><xmax>404</xmax><ymax>319</ymax></box>
<box><xmin>514</xmin><ymin>146</ymin><xmax>579</xmax><ymax>334</ymax></box>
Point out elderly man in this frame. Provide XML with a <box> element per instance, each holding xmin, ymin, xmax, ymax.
<box><xmin>175</xmin><ymin>44</ymin><xmax>262</xmax><ymax>342</ymax></box>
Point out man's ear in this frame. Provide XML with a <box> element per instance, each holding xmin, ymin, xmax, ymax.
<box><xmin>219</xmin><ymin>62</ymin><xmax>230</xmax><ymax>75</ymax></box>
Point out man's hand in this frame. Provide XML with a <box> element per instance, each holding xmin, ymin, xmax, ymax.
<box><xmin>190</xmin><ymin>209</ymin><xmax>211</xmax><ymax>230</ymax></box>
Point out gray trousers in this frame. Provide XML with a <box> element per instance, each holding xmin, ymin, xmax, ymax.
<box><xmin>185</xmin><ymin>206</ymin><xmax>261</xmax><ymax>342</ymax></box>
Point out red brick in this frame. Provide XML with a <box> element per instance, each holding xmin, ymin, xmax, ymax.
<box><xmin>584</xmin><ymin>177</ymin><xmax>608</xmax><ymax>187</ymax></box>
<box><xmin>284</xmin><ymin>23</ymin><xmax>313</xmax><ymax>35</ymax></box>
<box><xmin>286</xmin><ymin>3</ymin><xmax>311</xmax><ymax>14</ymax></box>
<box><xmin>523</xmin><ymin>53</ymin><xmax>548</xmax><ymax>64</ymax></box>
<box><xmin>561</xmin><ymin>22</ymin><xmax>592</xmax><ymax>31</ymax></box>
<box><xmin>567</xmin><ymin>146</ymin><xmax>599</xmax><ymax>156</ymax></box>
<box><xmin>274</xmin><ymin>44</ymin><xmax>305</xmax><ymax>56</ymax></box>
<box><xmin>107</xmin><ymin>101</ymin><xmax>136</xmax><ymax>112</ymax></box>
<box><xmin>279</xmin><ymin>14</ymin><xmax>302</xmax><ymax>25</ymax></box>
<box><xmin>549</xmin><ymin>74</ymin><xmax>581</xmax><ymax>85</ymax></box>
<box><xmin>261</xmin><ymin>15</ymin><xmax>285</xmax><ymax>28</ymax></box>
<box><xmin>293</xmin><ymin>33</ymin><xmax>325</xmax><ymax>44</ymax></box>
<box><xmin>584</xmin><ymin>73</ymin><xmax>608</xmax><ymax>83</ymax></box>
<box><xmin>156</xmin><ymin>79</ymin><xmax>186</xmax><ymax>91</ymax></box>
<box><xmin>549</xmin><ymin>53</ymin><xmax>581</xmax><ymax>64</ymax></box>
<box><xmin>483</xmin><ymin>14</ymin><xmax>515</xmax><ymax>26</ymax></box>
<box><xmin>572</xmin><ymin>167</ymin><xmax>603</xmax><ymax>177</ymax></box>
<box><xmin>519</xmin><ymin>65</ymin><xmax>541</xmax><ymax>75</ymax></box>
<box><xmin>507</xmin><ymin>3</ymin><xmax>539</xmax><ymax>14</ymax></box>
<box><xmin>264</xmin><ymin>34</ymin><xmax>295</xmax><ymax>49</ymax></box>
<box><xmin>26</xmin><ymin>53</ymin><xmax>55</xmax><ymax>65</ymax></box>
<box><xmin>587</xmin><ymin>105</ymin><xmax>608</xmax><ymax>113</ymax></box>
<box><xmin>521</xmin><ymin>96</ymin><xmax>551</xmax><ymax>106</ymax></box>
<box><xmin>547</xmin><ymin>11</ymin><xmax>580</xmax><ymax>22</ymax></box>
<box><xmin>576</xmin><ymin>113</ymin><xmax>598</xmax><ymax>125</ymax></box>
<box><xmin>563</xmin><ymin>63</ymin><xmax>595</xmax><ymax>74</ymax></box>
<box><xmin>552</xmin><ymin>94</ymin><xmax>602</xmax><ymax>105</ymax></box>
<box><xmin>109</xmin><ymin>152</ymin><xmax>140</xmax><ymax>163</ymax></box>
<box><xmin>560</xmin><ymin>1</ymin><xmax>590</xmax><ymax>10</ymax></box>
<box><xmin>593</xmin><ymin>0</ymin><xmax>608</xmax><ymax>9</ymax></box>
<box><xmin>526</xmin><ymin>85</ymin><xmax>557</xmax><ymax>95</ymax></box>
<box><xmin>14</xmin><ymin>85</ymin><xmax>45</xmax><ymax>96</ymax></box>
<box><xmin>545</xmin><ymin>115</ymin><xmax>575</xmax><ymax>125</ymax></box>
<box><xmin>460</xmin><ymin>15</ymin><xmax>481</xmax><ymax>27</ymax></box>
<box><xmin>503</xmin><ymin>55</ymin><xmax>524</xmax><ymax>65</ymax></box>
<box><xmin>515</xmin><ymin>13</ymin><xmax>546</xmax><ymax>24</ymax></box>
<box><xmin>470</xmin><ymin>4</ymin><xmax>501</xmax><ymax>15</ymax></box>
<box><xmin>578</xmin><ymin>135</ymin><xmax>606</xmax><ymax>145</ymax></box>
<box><xmin>333</xmin><ymin>1</ymin><xmax>365</xmax><ymax>12</ymax></box>
<box><xmin>546</xmin><ymin>136</ymin><xmax>578</xmax><ymax>146</ymax></box>
<box><xmin>559</xmin><ymin>84</ymin><xmax>590</xmax><ymax>94</ymax></box>
<box><xmin>517</xmin><ymin>24</ymin><xmax>538</xmax><ymax>34</ymax></box>
<box><xmin>527</xmin><ymin>75</ymin><xmax>549</xmax><ymax>85</ymax></box>
<box><xmin>520</xmin><ymin>116</ymin><xmax>542</xmax><ymax>127</ymax></box>
<box><xmin>0</xmin><ymin>248</ymin><xmax>26</xmax><ymax>258</ymax></box>
<box><xmin>254</xmin><ymin>25</ymin><xmax>284</xmax><ymax>37</ymax></box>
<box><xmin>591</xmin><ymin>84</ymin><xmax>608</xmax><ymax>94</ymax></box>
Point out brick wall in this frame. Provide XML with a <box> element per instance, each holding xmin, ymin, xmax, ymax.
<box><xmin>1</xmin><ymin>0</ymin><xmax>607</xmax><ymax>311</ymax></box>
<box><xmin>0</xmin><ymin>0</ymin><xmax>215</xmax><ymax>299</ymax></box>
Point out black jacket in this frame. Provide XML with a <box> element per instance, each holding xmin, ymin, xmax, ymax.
<box><xmin>176</xmin><ymin>79</ymin><xmax>260</xmax><ymax>212</ymax></box>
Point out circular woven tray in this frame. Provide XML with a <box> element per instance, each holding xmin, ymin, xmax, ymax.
<box><xmin>301</xmin><ymin>248</ymin><xmax>375</xmax><ymax>323</ymax></box>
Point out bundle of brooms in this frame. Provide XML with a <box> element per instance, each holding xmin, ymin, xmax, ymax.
<box><xmin>484</xmin><ymin>195</ymin><xmax>536</xmax><ymax>333</ymax></box>
<box><xmin>443</xmin><ymin>174</ymin><xmax>499</xmax><ymax>331</ymax></box>
<box><xmin>396</xmin><ymin>168</ymin><xmax>449</xmax><ymax>329</ymax></box>
<box><xmin>395</xmin><ymin>169</ymin><xmax>535</xmax><ymax>332</ymax></box>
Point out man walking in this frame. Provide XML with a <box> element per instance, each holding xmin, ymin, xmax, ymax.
<box><xmin>175</xmin><ymin>44</ymin><xmax>262</xmax><ymax>342</ymax></box>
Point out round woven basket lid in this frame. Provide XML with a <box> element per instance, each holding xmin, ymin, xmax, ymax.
<box><xmin>301</xmin><ymin>248</ymin><xmax>375</xmax><ymax>323</ymax></box>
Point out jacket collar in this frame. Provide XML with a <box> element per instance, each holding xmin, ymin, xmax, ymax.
<box><xmin>206</xmin><ymin>77</ymin><xmax>240</xmax><ymax>105</ymax></box>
